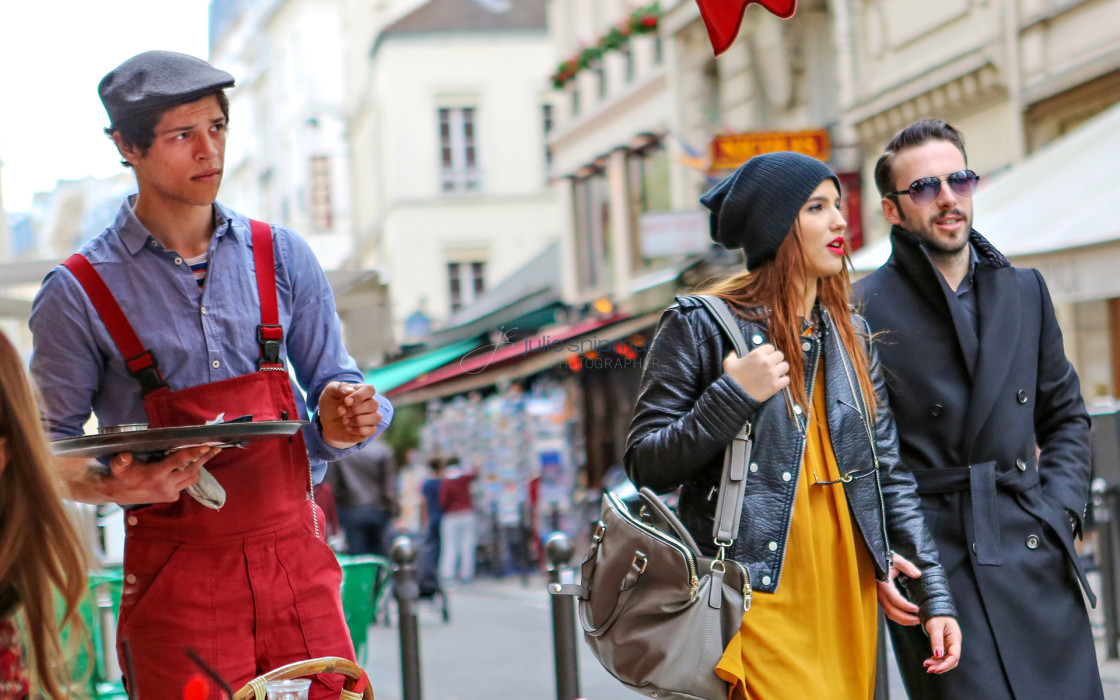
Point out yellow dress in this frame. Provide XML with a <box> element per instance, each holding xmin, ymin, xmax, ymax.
<box><xmin>715</xmin><ymin>367</ymin><xmax>879</xmax><ymax>700</ymax></box>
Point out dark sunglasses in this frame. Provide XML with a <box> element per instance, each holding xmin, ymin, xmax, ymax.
<box><xmin>886</xmin><ymin>169</ymin><xmax>980</xmax><ymax>206</ymax></box>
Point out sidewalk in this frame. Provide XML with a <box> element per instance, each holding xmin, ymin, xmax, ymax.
<box><xmin>466</xmin><ymin>573</ymin><xmax>1120</xmax><ymax>698</ymax></box>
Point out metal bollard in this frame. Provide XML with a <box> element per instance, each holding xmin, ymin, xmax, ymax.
<box><xmin>392</xmin><ymin>535</ymin><xmax>423</xmax><ymax>700</ymax></box>
<box><xmin>546</xmin><ymin>532</ymin><xmax>581</xmax><ymax>700</ymax></box>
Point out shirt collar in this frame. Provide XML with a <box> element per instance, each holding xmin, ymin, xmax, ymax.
<box><xmin>114</xmin><ymin>195</ymin><xmax>236</xmax><ymax>255</ymax></box>
<box><xmin>956</xmin><ymin>243</ymin><xmax>979</xmax><ymax>295</ymax></box>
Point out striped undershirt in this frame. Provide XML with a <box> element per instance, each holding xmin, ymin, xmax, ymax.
<box><xmin>184</xmin><ymin>253</ymin><xmax>208</xmax><ymax>289</ymax></box>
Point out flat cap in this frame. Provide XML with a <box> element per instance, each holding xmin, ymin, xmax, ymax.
<box><xmin>99</xmin><ymin>50</ymin><xmax>235</xmax><ymax>127</ymax></box>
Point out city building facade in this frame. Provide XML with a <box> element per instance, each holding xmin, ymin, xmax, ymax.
<box><xmin>345</xmin><ymin>0</ymin><xmax>560</xmax><ymax>344</ymax></box>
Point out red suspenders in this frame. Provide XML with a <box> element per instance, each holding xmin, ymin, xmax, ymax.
<box><xmin>61</xmin><ymin>219</ymin><xmax>284</xmax><ymax>394</ymax></box>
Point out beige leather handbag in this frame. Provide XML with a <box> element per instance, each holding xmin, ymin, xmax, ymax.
<box><xmin>551</xmin><ymin>295</ymin><xmax>754</xmax><ymax>700</ymax></box>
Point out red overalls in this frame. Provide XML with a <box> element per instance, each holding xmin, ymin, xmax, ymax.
<box><xmin>63</xmin><ymin>221</ymin><xmax>355</xmax><ymax>699</ymax></box>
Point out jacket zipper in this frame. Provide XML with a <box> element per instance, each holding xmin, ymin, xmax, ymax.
<box><xmin>772</xmin><ymin>347</ymin><xmax>818</xmax><ymax>590</ymax></box>
<box><xmin>606</xmin><ymin>491</ymin><xmax>700</xmax><ymax>597</ymax></box>
<box><xmin>828</xmin><ymin>310</ymin><xmax>894</xmax><ymax>568</ymax></box>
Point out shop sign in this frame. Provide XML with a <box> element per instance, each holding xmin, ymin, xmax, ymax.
<box><xmin>710</xmin><ymin>129</ymin><xmax>831</xmax><ymax>170</ymax></box>
<box><xmin>639</xmin><ymin>210</ymin><xmax>709</xmax><ymax>258</ymax></box>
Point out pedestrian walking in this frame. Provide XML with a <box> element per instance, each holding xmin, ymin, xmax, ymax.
<box><xmin>627</xmin><ymin>152</ymin><xmax>960</xmax><ymax>699</ymax></box>
<box><xmin>855</xmin><ymin>118</ymin><xmax>1103</xmax><ymax>699</ymax></box>
<box><xmin>439</xmin><ymin>457</ymin><xmax>479</xmax><ymax>584</ymax></box>
<box><xmin>329</xmin><ymin>438</ymin><xmax>398</xmax><ymax>556</ymax></box>
<box><xmin>0</xmin><ymin>329</ymin><xmax>89</xmax><ymax>699</ymax></box>
<box><xmin>29</xmin><ymin>50</ymin><xmax>392</xmax><ymax>699</ymax></box>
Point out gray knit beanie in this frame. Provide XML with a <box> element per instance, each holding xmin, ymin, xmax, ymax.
<box><xmin>700</xmin><ymin>152</ymin><xmax>840</xmax><ymax>270</ymax></box>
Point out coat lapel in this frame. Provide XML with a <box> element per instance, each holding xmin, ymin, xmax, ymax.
<box><xmin>887</xmin><ymin>228</ymin><xmax>977</xmax><ymax>379</ymax></box>
<box><xmin>961</xmin><ymin>265</ymin><xmax>1020</xmax><ymax>459</ymax></box>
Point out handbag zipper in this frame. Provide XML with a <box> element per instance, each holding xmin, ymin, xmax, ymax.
<box><xmin>827</xmin><ymin>310</ymin><xmax>894</xmax><ymax>568</ymax></box>
<box><xmin>606</xmin><ymin>491</ymin><xmax>700</xmax><ymax>598</ymax></box>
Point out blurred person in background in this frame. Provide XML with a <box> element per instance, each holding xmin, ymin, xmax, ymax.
<box><xmin>439</xmin><ymin>456</ymin><xmax>479</xmax><ymax>584</ymax></box>
<box><xmin>327</xmin><ymin>438</ymin><xmax>398</xmax><ymax>556</ymax></box>
<box><xmin>627</xmin><ymin>152</ymin><xmax>960</xmax><ymax>699</ymax></box>
<box><xmin>0</xmin><ymin>330</ymin><xmax>89</xmax><ymax>699</ymax></box>
<box><xmin>417</xmin><ymin>456</ymin><xmax>445</xmax><ymax>596</ymax></box>
<box><xmin>855</xmin><ymin>118</ymin><xmax>1102</xmax><ymax>699</ymax></box>
<box><xmin>29</xmin><ymin>51</ymin><xmax>391</xmax><ymax>699</ymax></box>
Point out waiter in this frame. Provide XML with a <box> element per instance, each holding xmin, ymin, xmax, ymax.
<box><xmin>29</xmin><ymin>51</ymin><xmax>391</xmax><ymax>699</ymax></box>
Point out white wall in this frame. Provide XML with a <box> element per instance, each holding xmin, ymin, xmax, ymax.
<box><xmin>353</xmin><ymin>30</ymin><xmax>560</xmax><ymax>333</ymax></box>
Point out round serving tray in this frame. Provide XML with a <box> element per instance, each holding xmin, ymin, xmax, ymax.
<box><xmin>49</xmin><ymin>420</ymin><xmax>308</xmax><ymax>459</ymax></box>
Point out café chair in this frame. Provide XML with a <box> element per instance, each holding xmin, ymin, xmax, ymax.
<box><xmin>232</xmin><ymin>656</ymin><xmax>374</xmax><ymax>700</ymax></box>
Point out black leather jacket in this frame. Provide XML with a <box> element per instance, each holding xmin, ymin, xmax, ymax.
<box><xmin>625</xmin><ymin>296</ymin><xmax>956</xmax><ymax>622</ymax></box>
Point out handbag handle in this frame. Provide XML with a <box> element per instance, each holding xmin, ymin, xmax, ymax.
<box><xmin>691</xmin><ymin>295</ymin><xmax>753</xmax><ymax>552</ymax></box>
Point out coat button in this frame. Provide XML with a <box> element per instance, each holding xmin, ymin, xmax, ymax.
<box><xmin>801</xmin><ymin>340</ymin><xmax>812</xmax><ymax>352</ymax></box>
<box><xmin>782</xmin><ymin>471</ymin><xmax>792</xmax><ymax>482</ymax></box>
<box><xmin>930</xmin><ymin>404</ymin><xmax>944</xmax><ymax>418</ymax></box>
<box><xmin>751</xmin><ymin>334</ymin><xmax>764</xmax><ymax>346</ymax></box>
<box><xmin>761</xmin><ymin>575</ymin><xmax>772</xmax><ymax>586</ymax></box>
<box><xmin>1017</xmin><ymin>390</ymin><xmax>1028</xmax><ymax>404</ymax></box>
<box><xmin>1016</xmin><ymin>458</ymin><xmax>1027</xmax><ymax>471</ymax></box>
<box><xmin>1026</xmin><ymin>534</ymin><xmax>1040</xmax><ymax>549</ymax></box>
<box><xmin>749</xmin><ymin>462</ymin><xmax>759</xmax><ymax>473</ymax></box>
<box><xmin>971</xmin><ymin>543</ymin><xmax>978</xmax><ymax>554</ymax></box>
<box><xmin>768</xmin><ymin>541</ymin><xmax>778</xmax><ymax>551</ymax></box>
<box><xmin>127</xmin><ymin>516</ymin><xmax>138</xmax><ymax>526</ymax></box>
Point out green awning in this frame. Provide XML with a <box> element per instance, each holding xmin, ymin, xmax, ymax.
<box><xmin>365</xmin><ymin>338</ymin><xmax>481</xmax><ymax>393</ymax></box>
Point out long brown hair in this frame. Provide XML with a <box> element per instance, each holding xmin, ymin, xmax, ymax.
<box><xmin>698</xmin><ymin>223</ymin><xmax>877</xmax><ymax>417</ymax></box>
<box><xmin>0</xmin><ymin>330</ymin><xmax>89</xmax><ymax>697</ymax></box>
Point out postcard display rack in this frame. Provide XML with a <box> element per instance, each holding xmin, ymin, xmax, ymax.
<box><xmin>419</xmin><ymin>378</ymin><xmax>585</xmax><ymax>544</ymax></box>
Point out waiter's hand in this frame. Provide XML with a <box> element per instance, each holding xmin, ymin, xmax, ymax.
<box><xmin>58</xmin><ymin>446</ymin><xmax>220</xmax><ymax>505</ymax></box>
<box><xmin>877</xmin><ymin>552</ymin><xmax>922</xmax><ymax>625</ymax></box>
<box><xmin>320</xmin><ymin>381</ymin><xmax>383</xmax><ymax>448</ymax></box>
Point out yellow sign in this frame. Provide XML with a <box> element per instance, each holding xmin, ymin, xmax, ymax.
<box><xmin>710</xmin><ymin>130</ymin><xmax>831</xmax><ymax>170</ymax></box>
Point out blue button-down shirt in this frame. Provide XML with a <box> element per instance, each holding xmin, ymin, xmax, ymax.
<box><xmin>29</xmin><ymin>197</ymin><xmax>392</xmax><ymax>482</ymax></box>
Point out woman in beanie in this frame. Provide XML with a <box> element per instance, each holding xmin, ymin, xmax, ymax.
<box><xmin>625</xmin><ymin>152</ymin><xmax>961</xmax><ymax>699</ymax></box>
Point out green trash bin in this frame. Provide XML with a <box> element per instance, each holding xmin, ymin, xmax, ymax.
<box><xmin>338</xmin><ymin>554</ymin><xmax>391</xmax><ymax>665</ymax></box>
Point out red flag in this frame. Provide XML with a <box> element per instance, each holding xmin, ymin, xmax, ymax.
<box><xmin>695</xmin><ymin>0</ymin><xmax>797</xmax><ymax>56</ymax></box>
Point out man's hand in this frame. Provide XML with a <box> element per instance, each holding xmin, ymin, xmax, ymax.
<box><xmin>319</xmin><ymin>381</ymin><xmax>383</xmax><ymax>449</ymax></box>
<box><xmin>923</xmin><ymin>616</ymin><xmax>962</xmax><ymax>674</ymax></box>
<box><xmin>877</xmin><ymin>552</ymin><xmax>922</xmax><ymax>625</ymax></box>
<box><xmin>723</xmin><ymin>344</ymin><xmax>790</xmax><ymax>402</ymax></box>
<box><xmin>59</xmin><ymin>446</ymin><xmax>220</xmax><ymax>505</ymax></box>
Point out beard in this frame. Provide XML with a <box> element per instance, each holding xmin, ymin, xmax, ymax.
<box><xmin>899</xmin><ymin>207</ymin><xmax>971</xmax><ymax>256</ymax></box>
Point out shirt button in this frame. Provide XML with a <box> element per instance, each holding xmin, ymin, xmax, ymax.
<box><xmin>793</xmin><ymin>405</ymin><xmax>803</xmax><ymax>416</ymax></box>
<box><xmin>751</xmin><ymin>334</ymin><xmax>764</xmax><ymax>346</ymax></box>
<box><xmin>767</xmin><ymin>541</ymin><xmax>778</xmax><ymax>551</ymax></box>
<box><xmin>200</xmin><ymin>306</ymin><xmax>207</xmax><ymax>315</ymax></box>
<box><xmin>782</xmin><ymin>471</ymin><xmax>792</xmax><ymax>482</ymax></box>
<box><xmin>801</xmin><ymin>341</ymin><xmax>811</xmax><ymax>352</ymax></box>
<box><xmin>125</xmin><ymin>574</ymin><xmax>137</xmax><ymax>584</ymax></box>
<box><xmin>174</xmin><ymin>257</ymin><xmax>183</xmax><ymax>265</ymax></box>
<box><xmin>212</xmin><ymin>360</ymin><xmax>221</xmax><ymax>369</ymax></box>
<box><xmin>1026</xmin><ymin>534</ymin><xmax>1040</xmax><ymax>550</ymax></box>
<box><xmin>149</xmin><ymin>240</ymin><xmax>159</xmax><ymax>248</ymax></box>
<box><xmin>1016</xmin><ymin>458</ymin><xmax>1027</xmax><ymax>471</ymax></box>
<box><xmin>761</xmin><ymin>575</ymin><xmax>772</xmax><ymax>586</ymax></box>
<box><xmin>749</xmin><ymin>462</ymin><xmax>759</xmax><ymax>473</ymax></box>
<box><xmin>1017</xmin><ymin>390</ymin><xmax>1028</xmax><ymax>404</ymax></box>
<box><xmin>127</xmin><ymin>516</ymin><xmax>138</xmax><ymax>526</ymax></box>
<box><xmin>930</xmin><ymin>404</ymin><xmax>944</xmax><ymax>418</ymax></box>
